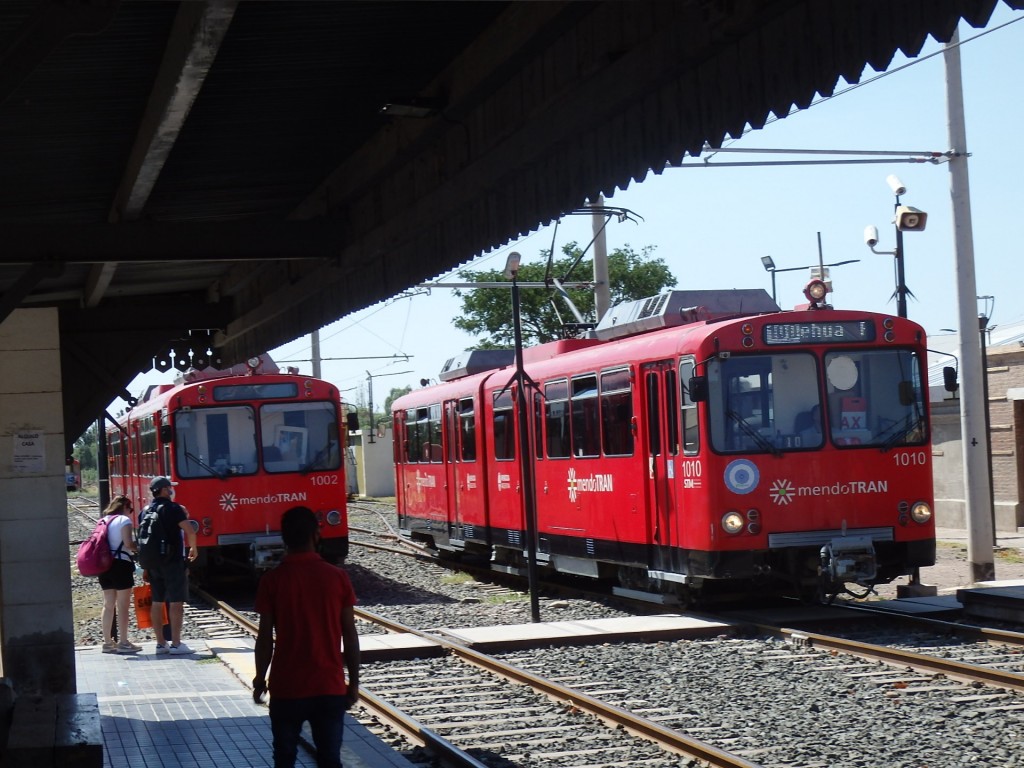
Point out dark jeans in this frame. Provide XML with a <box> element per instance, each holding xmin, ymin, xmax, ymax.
<box><xmin>269</xmin><ymin>695</ymin><xmax>347</xmax><ymax>768</ymax></box>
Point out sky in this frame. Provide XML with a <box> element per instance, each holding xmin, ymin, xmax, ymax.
<box><xmin>124</xmin><ymin>6</ymin><xmax>1024</xmax><ymax>413</ymax></box>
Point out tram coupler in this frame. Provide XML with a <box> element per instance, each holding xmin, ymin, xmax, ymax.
<box><xmin>250</xmin><ymin>535</ymin><xmax>285</xmax><ymax>570</ymax></box>
<box><xmin>819</xmin><ymin>536</ymin><xmax>877</xmax><ymax>586</ymax></box>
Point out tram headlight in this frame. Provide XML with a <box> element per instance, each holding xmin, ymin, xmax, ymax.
<box><xmin>910</xmin><ymin>501</ymin><xmax>932</xmax><ymax>524</ymax></box>
<box><xmin>721</xmin><ymin>511</ymin><xmax>745</xmax><ymax>535</ymax></box>
<box><xmin>325</xmin><ymin>509</ymin><xmax>342</xmax><ymax>526</ymax></box>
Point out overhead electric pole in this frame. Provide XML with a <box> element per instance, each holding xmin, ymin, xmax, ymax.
<box><xmin>944</xmin><ymin>29</ymin><xmax>995</xmax><ymax>581</ymax></box>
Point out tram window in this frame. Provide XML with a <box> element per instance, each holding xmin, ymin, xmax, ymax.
<box><xmin>645</xmin><ymin>372</ymin><xmax>661</xmax><ymax>456</ymax></box>
<box><xmin>824</xmin><ymin>349</ymin><xmax>926</xmax><ymax>448</ymax></box>
<box><xmin>427</xmin><ymin>403</ymin><xmax>442</xmax><ymax>462</ymax></box>
<box><xmin>600</xmin><ymin>368</ymin><xmax>633</xmax><ymax>457</ymax></box>
<box><xmin>680</xmin><ymin>358</ymin><xmax>699</xmax><ymax>454</ymax></box>
<box><xmin>665</xmin><ymin>369</ymin><xmax>680</xmax><ymax>456</ymax></box>
<box><xmin>404</xmin><ymin>408</ymin><xmax>421</xmax><ymax>463</ymax></box>
<box><xmin>259</xmin><ymin>401</ymin><xmax>340</xmax><ymax>473</ymax></box>
<box><xmin>533</xmin><ymin>392</ymin><xmax>544</xmax><ymax>460</ymax></box>
<box><xmin>492</xmin><ymin>390</ymin><xmax>515</xmax><ymax>461</ymax></box>
<box><xmin>175</xmin><ymin>405</ymin><xmax>259</xmax><ymax>477</ymax></box>
<box><xmin>571</xmin><ymin>374</ymin><xmax>600</xmax><ymax>458</ymax></box>
<box><xmin>545</xmin><ymin>380</ymin><xmax>570</xmax><ymax>458</ymax></box>
<box><xmin>139</xmin><ymin>417</ymin><xmax>158</xmax><ymax>476</ymax></box>
<box><xmin>458</xmin><ymin>398</ymin><xmax>476</xmax><ymax>462</ymax></box>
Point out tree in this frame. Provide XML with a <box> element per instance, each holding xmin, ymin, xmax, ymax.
<box><xmin>74</xmin><ymin>422</ymin><xmax>99</xmax><ymax>472</ymax></box>
<box><xmin>383</xmin><ymin>386</ymin><xmax>412</xmax><ymax>420</ymax></box>
<box><xmin>453</xmin><ymin>243</ymin><xmax>676</xmax><ymax>347</ymax></box>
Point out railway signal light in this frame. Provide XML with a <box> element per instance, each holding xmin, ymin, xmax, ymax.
<box><xmin>803</xmin><ymin>278</ymin><xmax>828</xmax><ymax>305</ymax></box>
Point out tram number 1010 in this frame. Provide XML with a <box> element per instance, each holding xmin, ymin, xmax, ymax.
<box><xmin>892</xmin><ymin>451</ymin><xmax>928</xmax><ymax>467</ymax></box>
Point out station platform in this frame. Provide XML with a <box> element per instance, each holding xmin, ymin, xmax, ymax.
<box><xmin>74</xmin><ymin>638</ymin><xmax>415</xmax><ymax>768</ymax></box>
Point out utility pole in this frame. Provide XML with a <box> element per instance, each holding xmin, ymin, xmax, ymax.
<box><xmin>589</xmin><ymin>194</ymin><xmax>611</xmax><ymax>323</ymax></box>
<box><xmin>311</xmin><ymin>329</ymin><xmax>321</xmax><ymax>378</ymax></box>
<box><xmin>945</xmin><ymin>29</ymin><xmax>995</xmax><ymax>581</ymax></box>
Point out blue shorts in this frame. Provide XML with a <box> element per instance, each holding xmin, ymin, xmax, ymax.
<box><xmin>148</xmin><ymin>558</ymin><xmax>189</xmax><ymax>603</ymax></box>
<box><xmin>98</xmin><ymin>558</ymin><xmax>135</xmax><ymax>591</ymax></box>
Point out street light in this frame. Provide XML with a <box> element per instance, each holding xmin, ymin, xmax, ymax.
<box><xmin>504</xmin><ymin>252</ymin><xmax>541</xmax><ymax>622</ymax></box>
<box><xmin>760</xmin><ymin>255</ymin><xmax>859</xmax><ymax>305</ymax></box>
<box><xmin>864</xmin><ymin>175</ymin><xmax>928</xmax><ymax>318</ymax></box>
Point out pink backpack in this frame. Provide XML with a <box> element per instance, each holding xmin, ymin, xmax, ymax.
<box><xmin>77</xmin><ymin>516</ymin><xmax>118</xmax><ymax>576</ymax></box>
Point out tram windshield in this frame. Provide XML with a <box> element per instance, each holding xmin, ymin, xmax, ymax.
<box><xmin>260</xmin><ymin>402</ymin><xmax>341</xmax><ymax>473</ymax></box>
<box><xmin>174</xmin><ymin>406</ymin><xmax>259</xmax><ymax>478</ymax></box>
<box><xmin>173</xmin><ymin>401</ymin><xmax>340</xmax><ymax>477</ymax></box>
<box><xmin>707</xmin><ymin>348</ymin><xmax>926</xmax><ymax>453</ymax></box>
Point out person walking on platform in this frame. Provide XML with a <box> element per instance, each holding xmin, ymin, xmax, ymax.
<box><xmin>98</xmin><ymin>495</ymin><xmax>141</xmax><ymax>654</ymax></box>
<box><xmin>253</xmin><ymin>505</ymin><xmax>360</xmax><ymax>768</ymax></box>
<box><xmin>140</xmin><ymin>476</ymin><xmax>198</xmax><ymax>655</ymax></box>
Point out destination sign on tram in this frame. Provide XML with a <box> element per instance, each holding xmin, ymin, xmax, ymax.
<box><xmin>763</xmin><ymin>321</ymin><xmax>875</xmax><ymax>345</ymax></box>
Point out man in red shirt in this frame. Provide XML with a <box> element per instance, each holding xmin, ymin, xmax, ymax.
<box><xmin>253</xmin><ymin>506</ymin><xmax>360</xmax><ymax>768</ymax></box>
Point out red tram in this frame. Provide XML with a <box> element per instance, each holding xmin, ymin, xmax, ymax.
<box><xmin>106</xmin><ymin>359</ymin><xmax>354</xmax><ymax>577</ymax></box>
<box><xmin>393</xmin><ymin>289</ymin><xmax>936</xmax><ymax>602</ymax></box>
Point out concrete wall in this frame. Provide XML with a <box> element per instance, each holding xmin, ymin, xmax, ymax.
<box><xmin>931</xmin><ymin>344</ymin><xmax>1024</xmax><ymax>533</ymax></box>
<box><xmin>349</xmin><ymin>428</ymin><xmax>395</xmax><ymax>498</ymax></box>
<box><xmin>0</xmin><ymin>308</ymin><xmax>76</xmax><ymax>694</ymax></box>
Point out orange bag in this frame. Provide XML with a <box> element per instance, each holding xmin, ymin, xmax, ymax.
<box><xmin>134</xmin><ymin>583</ymin><xmax>154</xmax><ymax>628</ymax></box>
<box><xmin>133</xmin><ymin>583</ymin><xmax>169</xmax><ymax>629</ymax></box>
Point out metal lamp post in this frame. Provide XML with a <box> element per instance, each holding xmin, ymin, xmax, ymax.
<box><xmin>760</xmin><ymin>255</ymin><xmax>858</xmax><ymax>305</ymax></box>
<box><xmin>864</xmin><ymin>175</ymin><xmax>928</xmax><ymax>318</ymax></box>
<box><xmin>504</xmin><ymin>252</ymin><xmax>541</xmax><ymax>622</ymax></box>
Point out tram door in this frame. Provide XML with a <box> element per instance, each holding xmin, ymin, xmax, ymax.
<box><xmin>443</xmin><ymin>399</ymin><xmax>465</xmax><ymax>542</ymax></box>
<box><xmin>642</xmin><ymin>361</ymin><xmax>681</xmax><ymax>568</ymax></box>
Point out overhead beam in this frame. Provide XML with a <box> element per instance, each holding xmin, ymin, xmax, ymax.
<box><xmin>83</xmin><ymin>263</ymin><xmax>118</xmax><ymax>308</ymax></box>
<box><xmin>0</xmin><ymin>261</ymin><xmax>64</xmax><ymax>324</ymax></box>
<box><xmin>109</xmin><ymin>1</ymin><xmax>238</xmax><ymax>224</ymax></box>
<box><xmin>0</xmin><ymin>220</ymin><xmax>345</xmax><ymax>263</ymax></box>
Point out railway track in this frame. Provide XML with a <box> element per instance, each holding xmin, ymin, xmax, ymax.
<box><xmin>69</xmin><ymin>497</ymin><xmax>1024</xmax><ymax>764</ymax></box>
<box><xmin>193</xmin><ymin>581</ymin><xmax>756</xmax><ymax>768</ymax></box>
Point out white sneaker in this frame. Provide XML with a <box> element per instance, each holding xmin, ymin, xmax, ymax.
<box><xmin>169</xmin><ymin>643</ymin><xmax>193</xmax><ymax>655</ymax></box>
<box><xmin>155</xmin><ymin>644</ymin><xmax>170</xmax><ymax>655</ymax></box>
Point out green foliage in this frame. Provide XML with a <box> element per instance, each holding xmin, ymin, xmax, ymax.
<box><xmin>382</xmin><ymin>386</ymin><xmax>412</xmax><ymax>422</ymax></box>
<box><xmin>453</xmin><ymin>243</ymin><xmax>676</xmax><ymax>347</ymax></box>
<box><xmin>74</xmin><ymin>422</ymin><xmax>99</xmax><ymax>472</ymax></box>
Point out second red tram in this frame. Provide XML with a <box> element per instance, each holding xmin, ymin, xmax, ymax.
<box><xmin>393</xmin><ymin>289</ymin><xmax>936</xmax><ymax>602</ymax></box>
<box><xmin>107</xmin><ymin>361</ymin><xmax>354</xmax><ymax>576</ymax></box>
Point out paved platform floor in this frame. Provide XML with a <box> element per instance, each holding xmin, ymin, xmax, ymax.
<box><xmin>75</xmin><ymin>639</ymin><xmax>415</xmax><ymax>768</ymax></box>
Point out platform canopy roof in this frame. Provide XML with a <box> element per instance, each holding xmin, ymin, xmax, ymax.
<box><xmin>0</xmin><ymin>0</ymin><xmax>1017</xmax><ymax>443</ymax></box>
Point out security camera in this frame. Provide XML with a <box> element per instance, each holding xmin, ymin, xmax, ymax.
<box><xmin>895</xmin><ymin>205</ymin><xmax>927</xmax><ymax>232</ymax></box>
<box><xmin>863</xmin><ymin>225</ymin><xmax>879</xmax><ymax>247</ymax></box>
<box><xmin>886</xmin><ymin>174</ymin><xmax>907</xmax><ymax>196</ymax></box>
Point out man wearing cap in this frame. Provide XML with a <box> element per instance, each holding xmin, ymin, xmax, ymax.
<box><xmin>144</xmin><ymin>476</ymin><xmax>198</xmax><ymax>654</ymax></box>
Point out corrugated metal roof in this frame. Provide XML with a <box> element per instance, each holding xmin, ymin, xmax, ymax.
<box><xmin>0</xmin><ymin>0</ymin><xmax>1019</xmax><ymax>442</ymax></box>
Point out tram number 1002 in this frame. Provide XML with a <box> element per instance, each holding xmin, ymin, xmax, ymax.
<box><xmin>310</xmin><ymin>475</ymin><xmax>340</xmax><ymax>486</ymax></box>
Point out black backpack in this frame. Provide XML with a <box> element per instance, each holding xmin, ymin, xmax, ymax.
<box><xmin>136</xmin><ymin>501</ymin><xmax>168</xmax><ymax>569</ymax></box>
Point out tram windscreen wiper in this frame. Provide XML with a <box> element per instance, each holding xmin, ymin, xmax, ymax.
<box><xmin>727</xmin><ymin>409</ymin><xmax>780</xmax><ymax>456</ymax></box>
<box><xmin>300</xmin><ymin>445</ymin><xmax>331</xmax><ymax>475</ymax></box>
<box><xmin>184</xmin><ymin>450</ymin><xmax>227</xmax><ymax>479</ymax></box>
<box><xmin>878</xmin><ymin>415</ymin><xmax>922</xmax><ymax>453</ymax></box>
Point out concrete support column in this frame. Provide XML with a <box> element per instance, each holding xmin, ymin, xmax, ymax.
<box><xmin>0</xmin><ymin>308</ymin><xmax>76</xmax><ymax>694</ymax></box>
